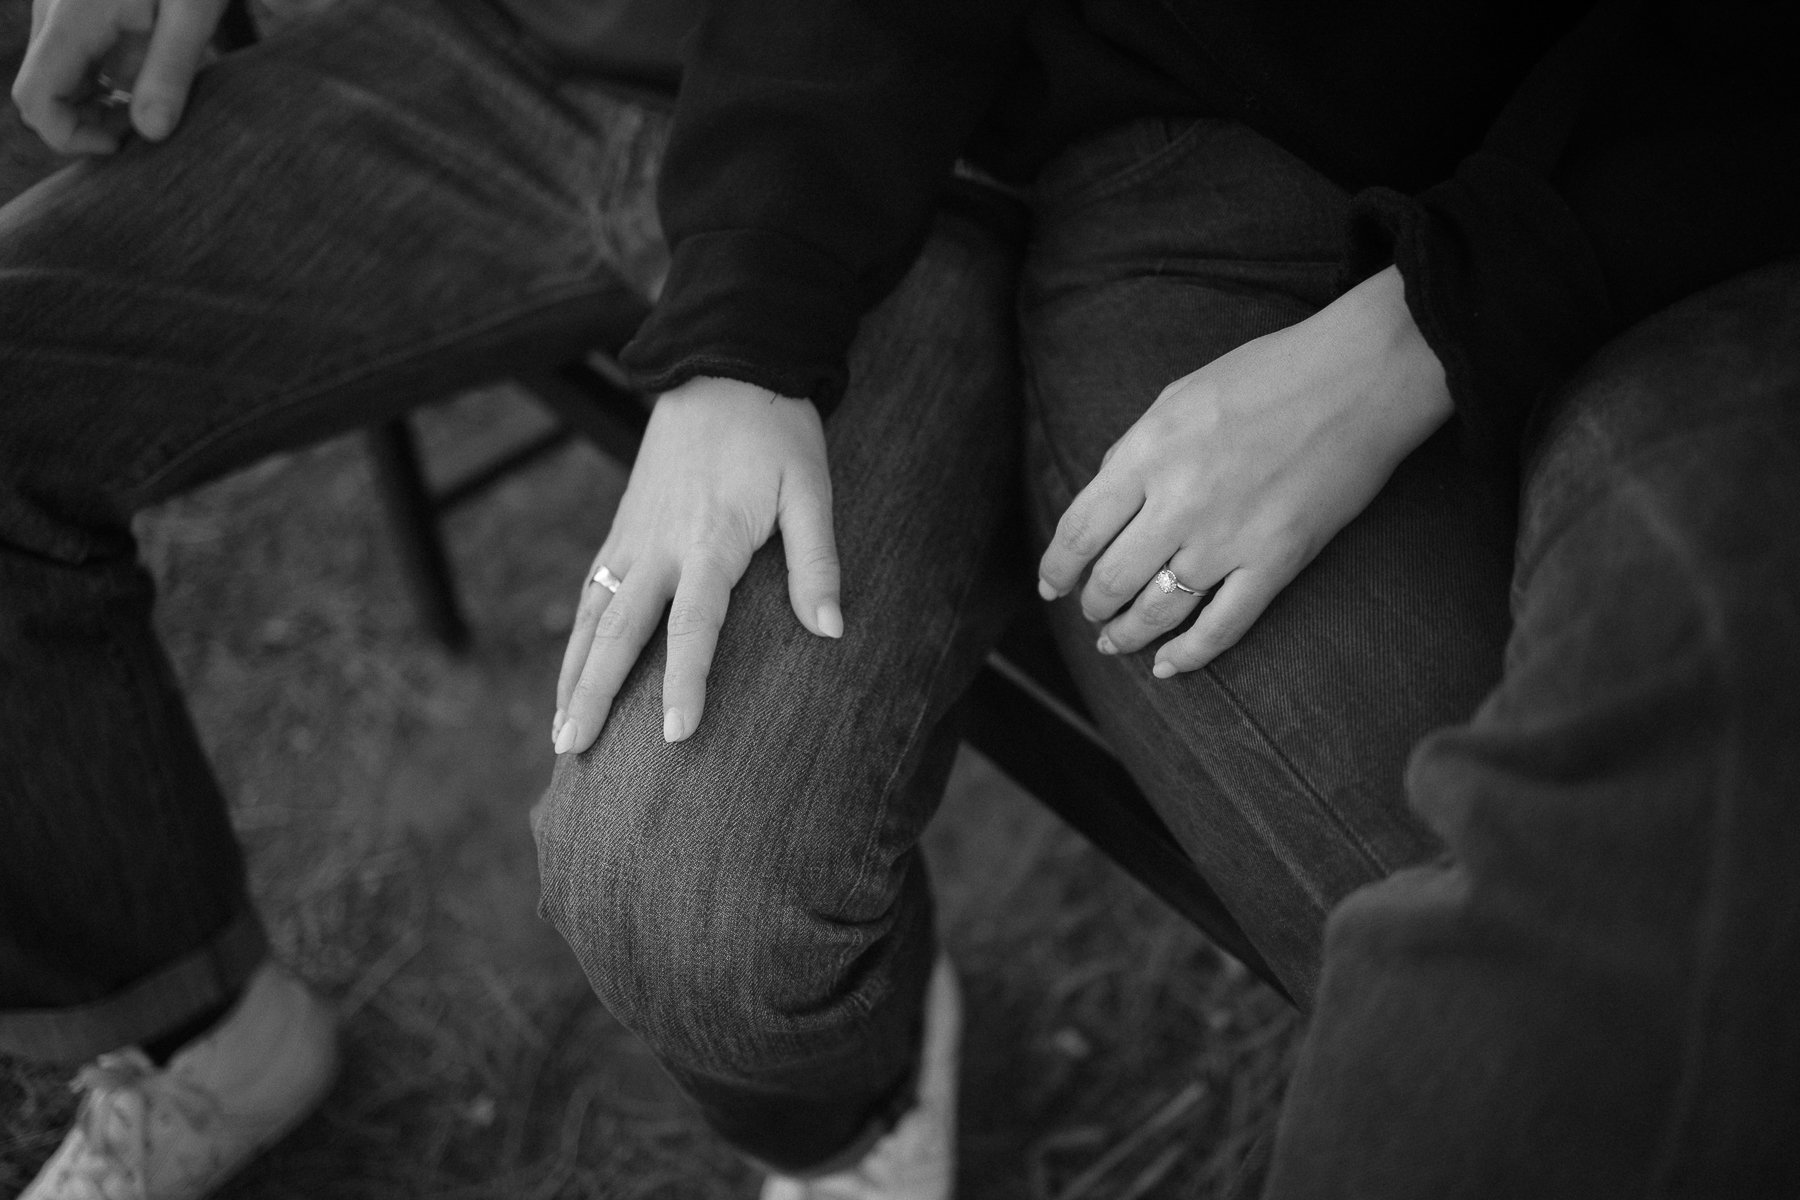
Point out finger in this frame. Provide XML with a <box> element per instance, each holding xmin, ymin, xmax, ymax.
<box><xmin>132</xmin><ymin>0</ymin><xmax>223</xmax><ymax>140</ymax></box>
<box><xmin>1077</xmin><ymin>507</ymin><xmax>1182</xmax><ymax>623</ymax></box>
<box><xmin>12</xmin><ymin>7</ymin><xmax>120</xmax><ymax>153</ymax></box>
<box><xmin>557</xmin><ymin>565</ymin><xmax>668</xmax><ymax>755</ymax></box>
<box><xmin>1096</xmin><ymin>550</ymin><xmax>1217</xmax><ymax>656</ymax></box>
<box><xmin>1151</xmin><ymin>566</ymin><xmax>1282</xmax><ymax>677</ymax></box>
<box><xmin>1037</xmin><ymin>469</ymin><xmax>1144</xmax><ymax>601</ymax></box>
<box><xmin>779</xmin><ymin>460</ymin><xmax>842</xmax><ymax>638</ymax></box>
<box><xmin>554</xmin><ymin>550</ymin><xmax>625</xmax><ymax>728</ymax></box>
<box><xmin>660</xmin><ymin>549</ymin><xmax>735</xmax><ymax>743</ymax></box>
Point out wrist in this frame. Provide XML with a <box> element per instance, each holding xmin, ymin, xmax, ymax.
<box><xmin>1351</xmin><ymin>265</ymin><xmax>1453</xmax><ymax>439</ymax></box>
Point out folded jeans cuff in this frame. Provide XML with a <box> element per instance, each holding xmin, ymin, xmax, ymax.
<box><xmin>0</xmin><ymin>907</ymin><xmax>269</xmax><ymax>1064</ymax></box>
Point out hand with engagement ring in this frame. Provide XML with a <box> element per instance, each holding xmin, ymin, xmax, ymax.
<box><xmin>552</xmin><ymin>376</ymin><xmax>842</xmax><ymax>755</ymax></box>
<box><xmin>1035</xmin><ymin>266</ymin><xmax>1453</xmax><ymax>679</ymax></box>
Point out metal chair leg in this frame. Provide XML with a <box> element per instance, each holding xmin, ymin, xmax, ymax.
<box><xmin>365</xmin><ymin>418</ymin><xmax>471</xmax><ymax>651</ymax></box>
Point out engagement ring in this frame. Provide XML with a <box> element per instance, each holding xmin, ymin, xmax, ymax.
<box><xmin>1153</xmin><ymin>566</ymin><xmax>1204</xmax><ymax>597</ymax></box>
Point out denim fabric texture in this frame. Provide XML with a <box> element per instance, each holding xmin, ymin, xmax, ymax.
<box><xmin>535</xmin><ymin>203</ymin><xmax>1027</xmax><ymax>1170</ymax></box>
<box><xmin>0</xmin><ymin>0</ymin><xmax>668</xmax><ymax>1060</ymax></box>
<box><xmin>1265</xmin><ymin>262</ymin><xmax>1800</xmax><ymax>1198</ymax></box>
<box><xmin>1020</xmin><ymin>119</ymin><xmax>1518</xmax><ymax>1005</ymax></box>
<box><xmin>2</xmin><ymin>0</ymin><xmax>1797</xmax><ymax>1191</ymax></box>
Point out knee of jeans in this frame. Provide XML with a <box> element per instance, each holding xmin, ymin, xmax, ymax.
<box><xmin>534</xmin><ymin>740</ymin><xmax>893</xmax><ymax>1074</ymax></box>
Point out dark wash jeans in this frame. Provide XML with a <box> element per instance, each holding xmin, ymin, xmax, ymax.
<box><xmin>548</xmin><ymin>110</ymin><xmax>1800</xmax><ymax>1190</ymax></box>
<box><xmin>0</xmin><ymin>0</ymin><xmax>670</xmax><ymax>1055</ymax></box>
<box><xmin>3</xmin><ymin>0</ymin><xmax>1798</xmax><ymax>1192</ymax></box>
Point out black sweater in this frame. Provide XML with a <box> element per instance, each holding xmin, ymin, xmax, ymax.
<box><xmin>591</xmin><ymin>0</ymin><xmax>1797</xmax><ymax>459</ymax></box>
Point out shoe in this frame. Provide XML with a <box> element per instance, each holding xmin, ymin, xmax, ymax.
<box><xmin>761</xmin><ymin>953</ymin><xmax>962</xmax><ymax>1200</ymax></box>
<box><xmin>21</xmin><ymin>961</ymin><xmax>340</xmax><ymax>1200</ymax></box>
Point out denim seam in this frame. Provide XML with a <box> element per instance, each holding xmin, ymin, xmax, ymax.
<box><xmin>125</xmin><ymin>278</ymin><xmax>613</xmax><ymax>503</ymax></box>
<box><xmin>1201</xmin><ymin>669</ymin><xmax>1393</xmax><ymax>878</ymax></box>
<box><xmin>827</xmin><ymin>470</ymin><xmax>1007</xmax><ymax>1025</ymax></box>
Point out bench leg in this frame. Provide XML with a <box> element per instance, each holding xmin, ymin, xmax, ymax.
<box><xmin>365</xmin><ymin>418</ymin><xmax>470</xmax><ymax>651</ymax></box>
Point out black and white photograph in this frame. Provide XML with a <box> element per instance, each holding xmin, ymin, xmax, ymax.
<box><xmin>2</xmin><ymin>0</ymin><xmax>1796</xmax><ymax>1196</ymax></box>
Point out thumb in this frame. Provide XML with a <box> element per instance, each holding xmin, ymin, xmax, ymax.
<box><xmin>778</xmin><ymin>456</ymin><xmax>842</xmax><ymax>639</ymax></box>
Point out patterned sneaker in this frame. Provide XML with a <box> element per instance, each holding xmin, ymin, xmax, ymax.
<box><xmin>761</xmin><ymin>954</ymin><xmax>962</xmax><ymax>1200</ymax></box>
<box><xmin>21</xmin><ymin>961</ymin><xmax>340</xmax><ymax>1200</ymax></box>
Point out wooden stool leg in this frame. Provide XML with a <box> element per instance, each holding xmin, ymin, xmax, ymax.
<box><xmin>365</xmin><ymin>418</ymin><xmax>470</xmax><ymax>651</ymax></box>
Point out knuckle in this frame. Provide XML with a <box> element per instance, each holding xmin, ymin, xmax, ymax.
<box><xmin>570</xmin><ymin>674</ymin><xmax>615</xmax><ymax>708</ymax></box>
<box><xmin>792</xmin><ymin>540</ymin><xmax>838</xmax><ymax>575</ymax></box>
<box><xmin>1140</xmin><ymin>588</ymin><xmax>1184</xmax><ymax>625</ymax></box>
<box><xmin>687</xmin><ymin>542</ymin><xmax>740</xmax><ymax>587</ymax></box>
<box><xmin>592</xmin><ymin>599</ymin><xmax>633</xmax><ymax>642</ymax></box>
<box><xmin>1089</xmin><ymin>559</ymin><xmax>1136</xmax><ymax>599</ymax></box>
<box><xmin>664</xmin><ymin>597</ymin><xmax>716</xmax><ymax>641</ymax></box>
<box><xmin>1054</xmin><ymin>507</ymin><xmax>1097</xmax><ymax>556</ymax></box>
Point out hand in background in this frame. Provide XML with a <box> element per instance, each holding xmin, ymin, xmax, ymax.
<box><xmin>12</xmin><ymin>0</ymin><xmax>227</xmax><ymax>154</ymax></box>
<box><xmin>554</xmin><ymin>375</ymin><xmax>842</xmax><ymax>754</ymax></box>
<box><xmin>1036</xmin><ymin>266</ymin><xmax>1454</xmax><ymax>677</ymax></box>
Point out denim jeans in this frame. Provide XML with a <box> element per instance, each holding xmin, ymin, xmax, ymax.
<box><xmin>0</xmin><ymin>0</ymin><xmax>670</xmax><ymax>1059</ymax></box>
<box><xmin>1017</xmin><ymin>120</ymin><xmax>1800</xmax><ymax>1194</ymax></box>
<box><xmin>544</xmin><ymin>112</ymin><xmax>1800</xmax><ymax>1192</ymax></box>
<box><xmin>4</xmin><ymin>0</ymin><xmax>1798</xmax><ymax>1190</ymax></box>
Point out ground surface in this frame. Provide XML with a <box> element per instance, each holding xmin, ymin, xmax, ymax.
<box><xmin>1</xmin><ymin>389</ymin><xmax>1300</xmax><ymax>1199</ymax></box>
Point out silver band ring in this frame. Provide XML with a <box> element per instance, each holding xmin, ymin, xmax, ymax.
<box><xmin>592</xmin><ymin>565</ymin><xmax>622</xmax><ymax>593</ymax></box>
<box><xmin>1153</xmin><ymin>566</ymin><xmax>1204</xmax><ymax>597</ymax></box>
<box><xmin>93</xmin><ymin>73</ymin><xmax>132</xmax><ymax>110</ymax></box>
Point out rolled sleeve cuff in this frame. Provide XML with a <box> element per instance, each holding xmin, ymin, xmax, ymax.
<box><xmin>618</xmin><ymin>230</ymin><xmax>865</xmax><ymax>412</ymax></box>
<box><xmin>1348</xmin><ymin>152</ymin><xmax>1618</xmax><ymax>462</ymax></box>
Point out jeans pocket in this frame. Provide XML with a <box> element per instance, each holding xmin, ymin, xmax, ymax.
<box><xmin>1029</xmin><ymin>116</ymin><xmax>1220</xmax><ymax>217</ymax></box>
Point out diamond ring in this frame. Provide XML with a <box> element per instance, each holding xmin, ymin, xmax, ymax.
<box><xmin>1152</xmin><ymin>566</ymin><xmax>1204</xmax><ymax>597</ymax></box>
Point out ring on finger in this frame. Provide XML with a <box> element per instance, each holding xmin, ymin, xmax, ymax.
<box><xmin>1153</xmin><ymin>564</ymin><xmax>1205</xmax><ymax>597</ymax></box>
<box><xmin>92</xmin><ymin>72</ymin><xmax>132</xmax><ymax>109</ymax></box>
<box><xmin>592</xmin><ymin>564</ymin><xmax>623</xmax><ymax>593</ymax></box>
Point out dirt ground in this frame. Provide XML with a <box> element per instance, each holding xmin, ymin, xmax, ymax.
<box><xmin>1</xmin><ymin>386</ymin><xmax>1300</xmax><ymax>1199</ymax></box>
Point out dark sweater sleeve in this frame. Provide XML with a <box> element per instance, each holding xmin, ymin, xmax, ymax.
<box><xmin>1347</xmin><ymin>0</ymin><xmax>1800</xmax><ymax>460</ymax></box>
<box><xmin>618</xmin><ymin>0</ymin><xmax>1029</xmax><ymax>410</ymax></box>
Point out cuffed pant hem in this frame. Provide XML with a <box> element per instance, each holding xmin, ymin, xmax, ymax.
<box><xmin>0</xmin><ymin>908</ymin><xmax>268</xmax><ymax>1063</ymax></box>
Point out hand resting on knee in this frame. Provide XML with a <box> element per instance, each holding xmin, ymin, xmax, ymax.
<box><xmin>1036</xmin><ymin>265</ymin><xmax>1454</xmax><ymax>678</ymax></box>
<box><xmin>553</xmin><ymin>375</ymin><xmax>844</xmax><ymax>755</ymax></box>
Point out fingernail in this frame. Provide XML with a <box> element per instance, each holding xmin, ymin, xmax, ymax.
<box><xmin>817</xmin><ymin>602</ymin><xmax>844</xmax><ymax>639</ymax></box>
<box><xmin>1152</xmin><ymin>661</ymin><xmax>1178</xmax><ymax>679</ymax></box>
<box><xmin>554</xmin><ymin>722</ymin><xmax>578</xmax><ymax>754</ymax></box>
<box><xmin>1037</xmin><ymin>578</ymin><xmax>1058</xmax><ymax>602</ymax></box>
<box><xmin>136</xmin><ymin>102</ymin><xmax>174</xmax><ymax>140</ymax></box>
<box><xmin>1096</xmin><ymin>634</ymin><xmax>1116</xmax><ymax>655</ymax></box>
<box><xmin>552</xmin><ymin>707</ymin><xmax>566</xmax><ymax>738</ymax></box>
<box><xmin>663</xmin><ymin>708</ymin><xmax>685</xmax><ymax>742</ymax></box>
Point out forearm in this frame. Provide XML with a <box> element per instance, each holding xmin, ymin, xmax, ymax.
<box><xmin>1348</xmin><ymin>0</ymin><xmax>1800</xmax><ymax>460</ymax></box>
<box><xmin>619</xmin><ymin>0</ymin><xmax>1030</xmax><ymax>411</ymax></box>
